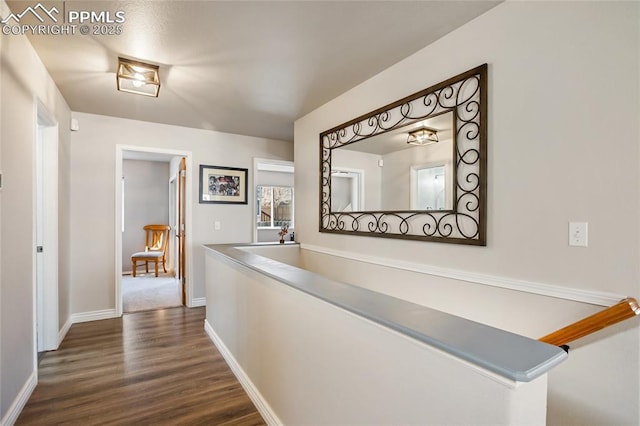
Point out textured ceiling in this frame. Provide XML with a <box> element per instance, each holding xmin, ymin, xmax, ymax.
<box><xmin>7</xmin><ymin>1</ymin><xmax>500</xmax><ymax>141</ymax></box>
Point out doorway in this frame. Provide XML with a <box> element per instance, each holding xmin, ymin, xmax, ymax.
<box><xmin>410</xmin><ymin>162</ymin><xmax>453</xmax><ymax>211</ymax></box>
<box><xmin>115</xmin><ymin>146</ymin><xmax>193</xmax><ymax>317</ymax></box>
<box><xmin>330</xmin><ymin>169</ymin><xmax>363</xmax><ymax>212</ymax></box>
<box><xmin>35</xmin><ymin>101</ymin><xmax>59</xmax><ymax>352</ymax></box>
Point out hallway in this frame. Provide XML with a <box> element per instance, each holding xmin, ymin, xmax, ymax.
<box><xmin>17</xmin><ymin>307</ymin><xmax>265</xmax><ymax>425</ymax></box>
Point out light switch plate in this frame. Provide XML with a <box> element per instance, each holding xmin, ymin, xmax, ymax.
<box><xmin>569</xmin><ymin>222</ymin><xmax>588</xmax><ymax>247</ymax></box>
<box><xmin>214</xmin><ymin>221</ymin><xmax>221</xmax><ymax>230</ymax></box>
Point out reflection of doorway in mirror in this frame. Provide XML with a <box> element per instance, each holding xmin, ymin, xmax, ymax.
<box><xmin>411</xmin><ymin>164</ymin><xmax>448</xmax><ymax>210</ymax></box>
<box><xmin>331</xmin><ymin>170</ymin><xmax>363</xmax><ymax>212</ymax></box>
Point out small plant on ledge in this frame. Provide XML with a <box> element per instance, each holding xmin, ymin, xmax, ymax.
<box><xmin>278</xmin><ymin>225</ymin><xmax>289</xmax><ymax>244</ymax></box>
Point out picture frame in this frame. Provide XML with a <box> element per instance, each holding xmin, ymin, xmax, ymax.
<box><xmin>199</xmin><ymin>164</ymin><xmax>248</xmax><ymax>204</ymax></box>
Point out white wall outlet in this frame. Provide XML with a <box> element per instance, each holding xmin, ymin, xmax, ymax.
<box><xmin>569</xmin><ymin>222</ymin><xmax>588</xmax><ymax>247</ymax></box>
<box><xmin>214</xmin><ymin>221</ymin><xmax>221</xmax><ymax>230</ymax></box>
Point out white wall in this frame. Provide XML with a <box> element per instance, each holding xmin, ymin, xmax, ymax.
<box><xmin>0</xmin><ymin>2</ymin><xmax>72</xmax><ymax>419</ymax></box>
<box><xmin>122</xmin><ymin>160</ymin><xmax>170</xmax><ymax>270</ymax></box>
<box><xmin>70</xmin><ymin>112</ymin><xmax>292</xmax><ymax>313</ymax></box>
<box><xmin>294</xmin><ymin>2</ymin><xmax>639</xmax><ymax>425</ymax></box>
<box><xmin>206</xmin><ymin>248</ymin><xmax>550</xmax><ymax>425</ymax></box>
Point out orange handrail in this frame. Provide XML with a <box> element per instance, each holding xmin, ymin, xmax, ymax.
<box><xmin>538</xmin><ymin>297</ymin><xmax>640</xmax><ymax>347</ymax></box>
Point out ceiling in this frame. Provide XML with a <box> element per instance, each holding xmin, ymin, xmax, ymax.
<box><xmin>8</xmin><ymin>1</ymin><xmax>500</xmax><ymax>142</ymax></box>
<box><xmin>342</xmin><ymin>110</ymin><xmax>454</xmax><ymax>156</ymax></box>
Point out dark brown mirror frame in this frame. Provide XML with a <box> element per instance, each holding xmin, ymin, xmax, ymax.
<box><xmin>319</xmin><ymin>64</ymin><xmax>487</xmax><ymax>245</ymax></box>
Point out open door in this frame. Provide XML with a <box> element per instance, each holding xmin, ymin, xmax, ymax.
<box><xmin>178</xmin><ymin>157</ymin><xmax>187</xmax><ymax>305</ymax></box>
<box><xmin>35</xmin><ymin>102</ymin><xmax>59</xmax><ymax>352</ymax></box>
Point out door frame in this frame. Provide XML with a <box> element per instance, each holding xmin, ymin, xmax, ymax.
<box><xmin>177</xmin><ymin>157</ymin><xmax>187</xmax><ymax>305</ymax></box>
<box><xmin>33</xmin><ymin>98</ymin><xmax>59</xmax><ymax>354</ymax></box>
<box><xmin>169</xmin><ymin>175</ymin><xmax>177</xmax><ymax>275</ymax></box>
<box><xmin>330</xmin><ymin>167</ymin><xmax>364</xmax><ymax>212</ymax></box>
<box><xmin>409</xmin><ymin>161</ymin><xmax>452</xmax><ymax>211</ymax></box>
<box><xmin>114</xmin><ymin>145</ymin><xmax>193</xmax><ymax>317</ymax></box>
<box><xmin>168</xmin><ymin>159</ymin><xmax>186</xmax><ymax>286</ymax></box>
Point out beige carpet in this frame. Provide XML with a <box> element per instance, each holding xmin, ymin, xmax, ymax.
<box><xmin>122</xmin><ymin>274</ymin><xmax>181</xmax><ymax>313</ymax></box>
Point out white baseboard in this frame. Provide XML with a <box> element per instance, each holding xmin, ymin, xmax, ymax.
<box><xmin>71</xmin><ymin>309</ymin><xmax>117</xmax><ymax>324</ymax></box>
<box><xmin>191</xmin><ymin>297</ymin><xmax>206</xmax><ymax>307</ymax></box>
<box><xmin>1</xmin><ymin>371</ymin><xmax>37</xmax><ymax>426</ymax></box>
<box><xmin>57</xmin><ymin>315</ymin><xmax>72</xmax><ymax>347</ymax></box>
<box><xmin>300</xmin><ymin>243</ymin><xmax>625</xmax><ymax>307</ymax></box>
<box><xmin>204</xmin><ymin>319</ymin><xmax>282</xmax><ymax>426</ymax></box>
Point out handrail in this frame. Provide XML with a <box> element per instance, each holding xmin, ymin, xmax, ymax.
<box><xmin>538</xmin><ymin>297</ymin><xmax>640</xmax><ymax>347</ymax></box>
<box><xmin>205</xmin><ymin>243</ymin><xmax>568</xmax><ymax>382</ymax></box>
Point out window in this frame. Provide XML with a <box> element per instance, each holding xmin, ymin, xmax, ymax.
<box><xmin>256</xmin><ymin>186</ymin><xmax>294</xmax><ymax>228</ymax></box>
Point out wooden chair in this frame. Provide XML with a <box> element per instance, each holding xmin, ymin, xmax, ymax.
<box><xmin>131</xmin><ymin>225</ymin><xmax>171</xmax><ymax>277</ymax></box>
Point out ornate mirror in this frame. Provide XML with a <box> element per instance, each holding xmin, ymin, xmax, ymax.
<box><xmin>319</xmin><ymin>64</ymin><xmax>487</xmax><ymax>245</ymax></box>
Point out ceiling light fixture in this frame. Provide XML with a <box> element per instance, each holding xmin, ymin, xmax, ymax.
<box><xmin>116</xmin><ymin>57</ymin><xmax>160</xmax><ymax>97</ymax></box>
<box><xmin>407</xmin><ymin>127</ymin><xmax>439</xmax><ymax>146</ymax></box>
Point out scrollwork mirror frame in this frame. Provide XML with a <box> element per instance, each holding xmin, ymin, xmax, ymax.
<box><xmin>319</xmin><ymin>64</ymin><xmax>487</xmax><ymax>245</ymax></box>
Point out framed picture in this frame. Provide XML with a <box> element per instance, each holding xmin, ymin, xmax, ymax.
<box><xmin>199</xmin><ymin>164</ymin><xmax>248</xmax><ymax>204</ymax></box>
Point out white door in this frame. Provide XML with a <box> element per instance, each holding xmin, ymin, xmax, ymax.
<box><xmin>36</xmin><ymin>104</ymin><xmax>59</xmax><ymax>352</ymax></box>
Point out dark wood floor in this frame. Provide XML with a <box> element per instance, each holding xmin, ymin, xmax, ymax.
<box><xmin>17</xmin><ymin>307</ymin><xmax>266</xmax><ymax>426</ymax></box>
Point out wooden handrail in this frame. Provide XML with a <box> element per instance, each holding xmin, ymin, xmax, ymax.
<box><xmin>538</xmin><ymin>297</ymin><xmax>640</xmax><ymax>347</ymax></box>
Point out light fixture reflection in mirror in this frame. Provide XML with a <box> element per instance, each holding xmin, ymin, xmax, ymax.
<box><xmin>407</xmin><ymin>127</ymin><xmax>439</xmax><ymax>146</ymax></box>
